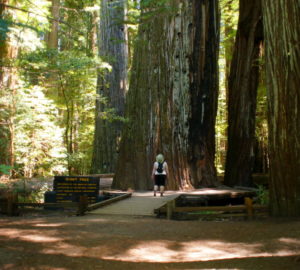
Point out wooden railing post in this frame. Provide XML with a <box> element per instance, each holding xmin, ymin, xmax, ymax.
<box><xmin>167</xmin><ymin>200</ymin><xmax>175</xmax><ymax>220</ymax></box>
<box><xmin>77</xmin><ymin>195</ymin><xmax>88</xmax><ymax>216</ymax></box>
<box><xmin>7</xmin><ymin>192</ymin><xmax>18</xmax><ymax>216</ymax></box>
<box><xmin>244</xmin><ymin>197</ymin><xmax>253</xmax><ymax>220</ymax></box>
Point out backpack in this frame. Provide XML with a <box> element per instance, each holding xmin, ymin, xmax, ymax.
<box><xmin>157</xmin><ymin>161</ymin><xmax>164</xmax><ymax>173</ymax></box>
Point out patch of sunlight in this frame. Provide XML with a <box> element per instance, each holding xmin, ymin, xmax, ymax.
<box><xmin>133</xmin><ymin>191</ymin><xmax>181</xmax><ymax>197</ymax></box>
<box><xmin>33</xmin><ymin>223</ymin><xmax>67</xmax><ymax>228</ymax></box>
<box><xmin>0</xmin><ymin>229</ymin><xmax>62</xmax><ymax>243</ymax></box>
<box><xmin>279</xmin><ymin>237</ymin><xmax>300</xmax><ymax>245</ymax></box>
<box><xmin>80</xmin><ymin>218</ymin><xmax>116</xmax><ymax>223</ymax></box>
<box><xmin>100</xmin><ymin>239</ymin><xmax>300</xmax><ymax>263</ymax></box>
<box><xmin>41</xmin><ymin>242</ymin><xmax>84</xmax><ymax>257</ymax></box>
<box><xmin>32</xmin><ymin>238</ymin><xmax>300</xmax><ymax>263</ymax></box>
<box><xmin>39</xmin><ymin>265</ymin><xmax>70</xmax><ymax>270</ymax></box>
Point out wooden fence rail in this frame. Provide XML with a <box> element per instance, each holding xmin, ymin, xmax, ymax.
<box><xmin>0</xmin><ymin>194</ymin><xmax>88</xmax><ymax>216</ymax></box>
<box><xmin>1</xmin><ymin>191</ymin><xmax>132</xmax><ymax>216</ymax></box>
<box><xmin>87</xmin><ymin>192</ymin><xmax>132</xmax><ymax>212</ymax></box>
<box><xmin>155</xmin><ymin>197</ymin><xmax>269</xmax><ymax>220</ymax></box>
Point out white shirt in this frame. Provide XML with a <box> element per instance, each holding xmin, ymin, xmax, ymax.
<box><xmin>154</xmin><ymin>161</ymin><xmax>167</xmax><ymax>175</ymax></box>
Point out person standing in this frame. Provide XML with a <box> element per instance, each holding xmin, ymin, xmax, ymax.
<box><xmin>152</xmin><ymin>154</ymin><xmax>169</xmax><ymax>196</ymax></box>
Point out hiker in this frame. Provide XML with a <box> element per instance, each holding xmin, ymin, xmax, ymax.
<box><xmin>152</xmin><ymin>154</ymin><xmax>169</xmax><ymax>197</ymax></box>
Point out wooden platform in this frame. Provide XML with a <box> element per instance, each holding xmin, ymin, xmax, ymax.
<box><xmin>89</xmin><ymin>187</ymin><xmax>257</xmax><ymax>217</ymax></box>
<box><xmin>90</xmin><ymin>191</ymin><xmax>180</xmax><ymax>216</ymax></box>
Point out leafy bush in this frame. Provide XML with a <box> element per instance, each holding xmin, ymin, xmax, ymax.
<box><xmin>0</xmin><ymin>164</ymin><xmax>12</xmax><ymax>175</ymax></box>
<box><xmin>256</xmin><ymin>185</ymin><xmax>269</xmax><ymax>205</ymax></box>
<box><xmin>5</xmin><ymin>178</ymin><xmax>53</xmax><ymax>203</ymax></box>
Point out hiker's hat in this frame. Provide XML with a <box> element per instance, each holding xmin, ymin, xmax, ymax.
<box><xmin>156</xmin><ymin>154</ymin><xmax>164</xmax><ymax>163</ymax></box>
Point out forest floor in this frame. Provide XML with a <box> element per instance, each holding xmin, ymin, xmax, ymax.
<box><xmin>1</xmin><ymin>210</ymin><xmax>300</xmax><ymax>270</ymax></box>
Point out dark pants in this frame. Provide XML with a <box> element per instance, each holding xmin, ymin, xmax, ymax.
<box><xmin>154</xmin><ymin>174</ymin><xmax>166</xmax><ymax>186</ymax></box>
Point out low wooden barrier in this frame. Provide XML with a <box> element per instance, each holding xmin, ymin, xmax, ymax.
<box><xmin>155</xmin><ymin>197</ymin><xmax>268</xmax><ymax>220</ymax></box>
<box><xmin>1</xmin><ymin>191</ymin><xmax>132</xmax><ymax>216</ymax></box>
<box><xmin>0</xmin><ymin>192</ymin><xmax>19</xmax><ymax>216</ymax></box>
<box><xmin>87</xmin><ymin>192</ymin><xmax>132</xmax><ymax>212</ymax></box>
<box><xmin>0</xmin><ymin>193</ymin><xmax>88</xmax><ymax>216</ymax></box>
<box><xmin>88</xmin><ymin>174</ymin><xmax>115</xmax><ymax>178</ymax></box>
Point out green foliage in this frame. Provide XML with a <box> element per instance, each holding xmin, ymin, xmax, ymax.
<box><xmin>0</xmin><ymin>18</ymin><xmax>10</xmax><ymax>40</ymax></box>
<box><xmin>0</xmin><ymin>182</ymin><xmax>8</xmax><ymax>189</ymax></box>
<box><xmin>14</xmin><ymin>85</ymin><xmax>67</xmax><ymax>177</ymax></box>
<box><xmin>0</xmin><ymin>1</ymin><xmax>50</xmax><ymax>48</ymax></box>
<box><xmin>0</xmin><ymin>164</ymin><xmax>12</xmax><ymax>175</ymax></box>
<box><xmin>18</xmin><ymin>48</ymin><xmax>104</xmax><ymax>175</ymax></box>
<box><xmin>256</xmin><ymin>185</ymin><xmax>269</xmax><ymax>206</ymax></box>
<box><xmin>1</xmin><ymin>0</ymin><xmax>114</xmax><ymax>177</ymax></box>
<box><xmin>11</xmin><ymin>178</ymin><xmax>51</xmax><ymax>203</ymax></box>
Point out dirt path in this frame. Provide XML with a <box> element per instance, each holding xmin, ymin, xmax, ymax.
<box><xmin>1</xmin><ymin>213</ymin><xmax>300</xmax><ymax>270</ymax></box>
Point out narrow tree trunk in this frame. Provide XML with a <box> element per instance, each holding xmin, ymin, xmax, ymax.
<box><xmin>91</xmin><ymin>0</ymin><xmax>128</xmax><ymax>174</ymax></box>
<box><xmin>87</xmin><ymin>10</ymin><xmax>98</xmax><ymax>56</ymax></box>
<box><xmin>47</xmin><ymin>0</ymin><xmax>60</xmax><ymax>49</ymax></box>
<box><xmin>113</xmin><ymin>0</ymin><xmax>220</xmax><ymax>190</ymax></box>
<box><xmin>224</xmin><ymin>0</ymin><xmax>263</xmax><ymax>187</ymax></box>
<box><xmin>0</xmin><ymin>0</ymin><xmax>9</xmax><ymax>166</ymax></box>
<box><xmin>0</xmin><ymin>0</ymin><xmax>18</xmax><ymax>172</ymax></box>
<box><xmin>263</xmin><ymin>1</ymin><xmax>300</xmax><ymax>216</ymax></box>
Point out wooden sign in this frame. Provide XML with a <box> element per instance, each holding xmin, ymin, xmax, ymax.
<box><xmin>53</xmin><ymin>176</ymin><xmax>100</xmax><ymax>204</ymax></box>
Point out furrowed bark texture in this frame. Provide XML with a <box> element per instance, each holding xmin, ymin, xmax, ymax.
<box><xmin>91</xmin><ymin>0</ymin><xmax>128</xmax><ymax>173</ymax></box>
<box><xmin>223</xmin><ymin>0</ymin><xmax>236</xmax><ymax>98</ymax></box>
<box><xmin>224</xmin><ymin>0</ymin><xmax>263</xmax><ymax>187</ymax></box>
<box><xmin>188</xmin><ymin>0</ymin><xmax>219</xmax><ymax>187</ymax></box>
<box><xmin>263</xmin><ymin>1</ymin><xmax>300</xmax><ymax>216</ymax></box>
<box><xmin>113</xmin><ymin>0</ymin><xmax>219</xmax><ymax>190</ymax></box>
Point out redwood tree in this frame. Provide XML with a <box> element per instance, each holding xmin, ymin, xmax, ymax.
<box><xmin>224</xmin><ymin>0</ymin><xmax>263</xmax><ymax>187</ymax></box>
<box><xmin>263</xmin><ymin>1</ymin><xmax>300</xmax><ymax>216</ymax></box>
<box><xmin>113</xmin><ymin>0</ymin><xmax>220</xmax><ymax>190</ymax></box>
<box><xmin>91</xmin><ymin>0</ymin><xmax>128</xmax><ymax>173</ymax></box>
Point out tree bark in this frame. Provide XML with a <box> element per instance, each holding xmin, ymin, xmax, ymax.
<box><xmin>112</xmin><ymin>0</ymin><xmax>220</xmax><ymax>190</ymax></box>
<box><xmin>47</xmin><ymin>0</ymin><xmax>60</xmax><ymax>49</ymax></box>
<box><xmin>0</xmin><ymin>0</ymin><xmax>18</xmax><ymax>172</ymax></box>
<box><xmin>224</xmin><ymin>0</ymin><xmax>263</xmax><ymax>187</ymax></box>
<box><xmin>91</xmin><ymin>0</ymin><xmax>128</xmax><ymax>174</ymax></box>
<box><xmin>188</xmin><ymin>0</ymin><xmax>220</xmax><ymax>187</ymax></box>
<box><xmin>223</xmin><ymin>0</ymin><xmax>237</xmax><ymax>98</ymax></box>
<box><xmin>263</xmin><ymin>1</ymin><xmax>300</xmax><ymax>216</ymax></box>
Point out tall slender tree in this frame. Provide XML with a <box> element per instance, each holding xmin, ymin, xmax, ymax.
<box><xmin>263</xmin><ymin>1</ymin><xmax>300</xmax><ymax>216</ymax></box>
<box><xmin>112</xmin><ymin>0</ymin><xmax>220</xmax><ymax>190</ymax></box>
<box><xmin>91</xmin><ymin>0</ymin><xmax>128</xmax><ymax>174</ymax></box>
<box><xmin>224</xmin><ymin>0</ymin><xmax>263</xmax><ymax>187</ymax></box>
<box><xmin>0</xmin><ymin>0</ymin><xmax>18</xmax><ymax>171</ymax></box>
<box><xmin>46</xmin><ymin>0</ymin><xmax>59</xmax><ymax>49</ymax></box>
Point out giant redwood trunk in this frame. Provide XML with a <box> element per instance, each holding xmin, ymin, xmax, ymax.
<box><xmin>263</xmin><ymin>1</ymin><xmax>300</xmax><ymax>216</ymax></box>
<box><xmin>112</xmin><ymin>0</ymin><xmax>219</xmax><ymax>190</ymax></box>
<box><xmin>224</xmin><ymin>0</ymin><xmax>263</xmax><ymax>187</ymax></box>
<box><xmin>91</xmin><ymin>0</ymin><xmax>128</xmax><ymax>173</ymax></box>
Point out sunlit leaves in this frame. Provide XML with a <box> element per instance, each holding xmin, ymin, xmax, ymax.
<box><xmin>14</xmin><ymin>85</ymin><xmax>67</xmax><ymax>177</ymax></box>
<box><xmin>1</xmin><ymin>0</ymin><xmax>50</xmax><ymax>47</ymax></box>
